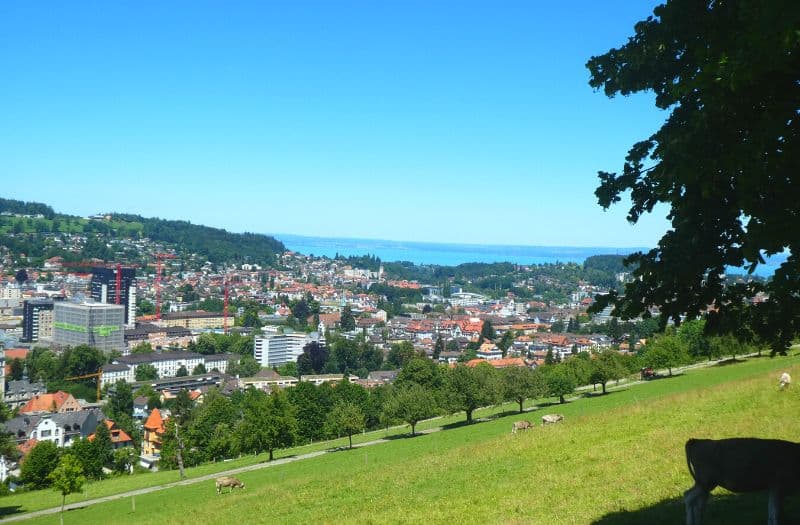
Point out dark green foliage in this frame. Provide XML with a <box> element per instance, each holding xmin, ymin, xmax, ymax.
<box><xmin>587</xmin><ymin>1</ymin><xmax>800</xmax><ymax>354</ymax></box>
<box><xmin>107</xmin><ymin>380</ymin><xmax>134</xmax><ymax>420</ymax></box>
<box><xmin>386</xmin><ymin>341</ymin><xmax>419</xmax><ymax>369</ymax></box>
<box><xmin>544</xmin><ymin>366</ymin><xmax>576</xmax><ymax>404</ymax></box>
<box><xmin>67</xmin><ymin>439</ymin><xmax>103</xmax><ymax>479</ymax></box>
<box><xmin>9</xmin><ymin>358</ymin><xmax>24</xmax><ymax>381</ymax></box>
<box><xmin>445</xmin><ymin>363</ymin><xmax>502</xmax><ymax>424</ymax></box>
<box><xmin>383</xmin><ymin>384</ymin><xmax>438</xmax><ymax>436</ymax></box>
<box><xmin>325</xmin><ymin>401</ymin><xmax>365</xmax><ymax>449</ymax></box>
<box><xmin>340</xmin><ymin>306</ymin><xmax>356</xmax><ymax>332</ymax></box>
<box><xmin>135</xmin><ymin>363</ymin><xmax>158</xmax><ymax>381</ymax></box>
<box><xmin>481</xmin><ymin>320</ymin><xmax>496</xmax><ymax>341</ymax></box>
<box><xmin>502</xmin><ymin>366</ymin><xmax>547</xmax><ymax>413</ymax></box>
<box><xmin>286</xmin><ymin>382</ymin><xmax>331</xmax><ymax>442</ymax></box>
<box><xmin>176</xmin><ymin>365</ymin><xmax>188</xmax><ymax>377</ymax></box>
<box><xmin>192</xmin><ymin>363</ymin><xmax>207</xmax><ymax>375</ymax></box>
<box><xmin>21</xmin><ymin>441</ymin><xmax>60</xmax><ymax>489</ymax></box>
<box><xmin>112</xmin><ymin>213</ymin><xmax>284</xmax><ymax>264</ymax></box>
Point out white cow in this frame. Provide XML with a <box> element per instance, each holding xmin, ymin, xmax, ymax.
<box><xmin>779</xmin><ymin>372</ymin><xmax>791</xmax><ymax>389</ymax></box>
<box><xmin>541</xmin><ymin>414</ymin><xmax>564</xmax><ymax>425</ymax></box>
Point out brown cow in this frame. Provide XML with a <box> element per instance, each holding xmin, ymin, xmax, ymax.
<box><xmin>216</xmin><ymin>476</ymin><xmax>245</xmax><ymax>494</ymax></box>
<box><xmin>684</xmin><ymin>438</ymin><xmax>800</xmax><ymax>525</ymax></box>
<box><xmin>512</xmin><ymin>420</ymin><xmax>533</xmax><ymax>434</ymax></box>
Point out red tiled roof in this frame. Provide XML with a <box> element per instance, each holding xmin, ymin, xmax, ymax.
<box><xmin>20</xmin><ymin>391</ymin><xmax>72</xmax><ymax>414</ymax></box>
<box><xmin>143</xmin><ymin>408</ymin><xmax>166</xmax><ymax>433</ymax></box>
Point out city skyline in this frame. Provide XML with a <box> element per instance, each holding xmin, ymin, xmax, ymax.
<box><xmin>1</xmin><ymin>1</ymin><xmax>668</xmax><ymax>248</ymax></box>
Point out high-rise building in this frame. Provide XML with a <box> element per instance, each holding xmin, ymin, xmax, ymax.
<box><xmin>253</xmin><ymin>330</ymin><xmax>324</xmax><ymax>367</ymax></box>
<box><xmin>21</xmin><ymin>299</ymin><xmax>54</xmax><ymax>343</ymax></box>
<box><xmin>91</xmin><ymin>266</ymin><xmax>137</xmax><ymax>328</ymax></box>
<box><xmin>53</xmin><ymin>301</ymin><xmax>125</xmax><ymax>353</ymax></box>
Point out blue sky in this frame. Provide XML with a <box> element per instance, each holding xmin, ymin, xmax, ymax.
<box><xmin>0</xmin><ymin>1</ymin><xmax>669</xmax><ymax>247</ymax></box>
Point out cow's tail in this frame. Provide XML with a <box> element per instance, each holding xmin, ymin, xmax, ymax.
<box><xmin>685</xmin><ymin>439</ymin><xmax>698</xmax><ymax>482</ymax></box>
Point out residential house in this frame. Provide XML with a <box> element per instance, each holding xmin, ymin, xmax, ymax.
<box><xmin>4</xmin><ymin>379</ymin><xmax>46</xmax><ymax>409</ymax></box>
<box><xmin>89</xmin><ymin>420</ymin><xmax>133</xmax><ymax>449</ymax></box>
<box><xmin>141</xmin><ymin>408</ymin><xmax>166</xmax><ymax>458</ymax></box>
<box><xmin>19</xmin><ymin>391</ymin><xmax>81</xmax><ymax>415</ymax></box>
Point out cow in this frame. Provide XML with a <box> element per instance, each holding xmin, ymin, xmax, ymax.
<box><xmin>779</xmin><ymin>372</ymin><xmax>791</xmax><ymax>389</ymax></box>
<box><xmin>216</xmin><ymin>476</ymin><xmax>245</xmax><ymax>494</ymax></box>
<box><xmin>684</xmin><ymin>438</ymin><xmax>800</xmax><ymax>525</ymax></box>
<box><xmin>541</xmin><ymin>414</ymin><xmax>564</xmax><ymax>425</ymax></box>
<box><xmin>512</xmin><ymin>420</ymin><xmax>533</xmax><ymax>434</ymax></box>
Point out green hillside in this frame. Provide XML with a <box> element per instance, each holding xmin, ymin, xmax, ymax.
<box><xmin>12</xmin><ymin>355</ymin><xmax>800</xmax><ymax>524</ymax></box>
<box><xmin>0</xmin><ymin>197</ymin><xmax>284</xmax><ymax>265</ymax></box>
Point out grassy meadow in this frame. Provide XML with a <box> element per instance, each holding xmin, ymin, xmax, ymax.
<box><xmin>7</xmin><ymin>354</ymin><xmax>800</xmax><ymax>524</ymax></box>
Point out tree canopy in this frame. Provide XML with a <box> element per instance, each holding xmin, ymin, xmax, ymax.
<box><xmin>587</xmin><ymin>1</ymin><xmax>800</xmax><ymax>353</ymax></box>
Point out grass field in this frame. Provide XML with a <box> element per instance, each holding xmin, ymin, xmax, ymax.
<box><xmin>6</xmin><ymin>354</ymin><xmax>800</xmax><ymax>524</ymax></box>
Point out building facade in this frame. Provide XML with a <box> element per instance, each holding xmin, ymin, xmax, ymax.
<box><xmin>253</xmin><ymin>331</ymin><xmax>324</xmax><ymax>367</ymax></box>
<box><xmin>53</xmin><ymin>301</ymin><xmax>125</xmax><ymax>353</ymax></box>
<box><xmin>91</xmin><ymin>266</ymin><xmax>137</xmax><ymax>328</ymax></box>
<box><xmin>21</xmin><ymin>299</ymin><xmax>54</xmax><ymax>343</ymax></box>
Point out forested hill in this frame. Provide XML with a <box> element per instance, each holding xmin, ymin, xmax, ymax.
<box><xmin>113</xmin><ymin>213</ymin><xmax>285</xmax><ymax>264</ymax></box>
<box><xmin>0</xmin><ymin>197</ymin><xmax>285</xmax><ymax>265</ymax></box>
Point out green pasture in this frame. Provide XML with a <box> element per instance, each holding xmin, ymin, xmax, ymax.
<box><xmin>7</xmin><ymin>354</ymin><xmax>800</xmax><ymax>524</ymax></box>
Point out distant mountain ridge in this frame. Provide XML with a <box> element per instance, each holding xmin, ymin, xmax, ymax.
<box><xmin>0</xmin><ymin>197</ymin><xmax>285</xmax><ymax>264</ymax></box>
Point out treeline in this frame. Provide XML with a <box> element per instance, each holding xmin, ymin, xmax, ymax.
<box><xmin>112</xmin><ymin>214</ymin><xmax>285</xmax><ymax>264</ymax></box>
<box><xmin>10</xmin><ymin>346</ymin><xmax>108</xmax><ymax>401</ymax></box>
<box><xmin>0</xmin><ymin>197</ymin><xmax>55</xmax><ymax>219</ymax></box>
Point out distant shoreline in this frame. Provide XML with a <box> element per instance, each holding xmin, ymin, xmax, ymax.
<box><xmin>272</xmin><ymin>233</ymin><xmax>650</xmax><ymax>267</ymax></box>
<box><xmin>272</xmin><ymin>233</ymin><xmax>784</xmax><ymax>277</ymax></box>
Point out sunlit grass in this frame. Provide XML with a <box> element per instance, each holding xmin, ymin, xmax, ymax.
<box><xmin>11</xmin><ymin>354</ymin><xmax>799</xmax><ymax>524</ymax></box>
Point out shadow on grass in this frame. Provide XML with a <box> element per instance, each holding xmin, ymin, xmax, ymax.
<box><xmin>0</xmin><ymin>505</ymin><xmax>23</xmax><ymax>518</ymax></box>
<box><xmin>717</xmin><ymin>357</ymin><xmax>747</xmax><ymax>367</ymax></box>
<box><xmin>592</xmin><ymin>492</ymin><xmax>800</xmax><ymax>525</ymax></box>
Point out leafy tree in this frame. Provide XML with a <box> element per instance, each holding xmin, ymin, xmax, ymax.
<box><xmin>383</xmin><ymin>383</ymin><xmax>438</xmax><ymax>436</ymax></box>
<box><xmin>237</xmin><ymin>389</ymin><xmax>297</xmax><ymax>461</ymax></box>
<box><xmin>112</xmin><ymin>447</ymin><xmax>137</xmax><ymax>474</ymax></box>
<box><xmin>497</xmin><ymin>330</ymin><xmax>515</xmax><ymax>357</ymax></box>
<box><xmin>481</xmin><ymin>320</ymin><xmax>496</xmax><ymax>340</ymax></box>
<box><xmin>589</xmin><ymin>351</ymin><xmax>627</xmax><ymax>394</ymax></box>
<box><xmin>678</xmin><ymin>320</ymin><xmax>714</xmax><ymax>362</ymax></box>
<box><xmin>550</xmin><ymin>320</ymin><xmax>565</xmax><ymax>334</ymax></box>
<box><xmin>15</xmin><ymin>269</ymin><xmax>28</xmax><ymax>284</ymax></box>
<box><xmin>277</xmin><ymin>361</ymin><xmax>298</xmax><ymax>378</ymax></box>
<box><xmin>21</xmin><ymin>440</ymin><xmax>61</xmax><ymax>489</ymax></box>
<box><xmin>395</xmin><ymin>357</ymin><xmax>443</xmax><ymax>391</ymax></box>
<box><xmin>189</xmin><ymin>390</ymin><xmax>237</xmax><ymax>453</ymax></box>
<box><xmin>325</xmin><ymin>401</ymin><xmax>365</xmax><ymax>449</ymax></box>
<box><xmin>445</xmin><ymin>363</ymin><xmax>501</xmax><ymax>424</ymax></box>
<box><xmin>502</xmin><ymin>366</ymin><xmax>546</xmax><ymax>413</ymax></box>
<box><xmin>192</xmin><ymin>363</ymin><xmax>207</xmax><ymax>375</ymax></box>
<box><xmin>206</xmin><ymin>423</ymin><xmax>237</xmax><ymax>461</ymax></box>
<box><xmin>9</xmin><ymin>358</ymin><xmax>24</xmax><ymax>381</ymax></box>
<box><xmin>135</xmin><ymin>363</ymin><xmax>158</xmax><ymax>381</ymax></box>
<box><xmin>340</xmin><ymin>306</ymin><xmax>356</xmax><ymax>332</ymax></box>
<box><xmin>131</xmin><ymin>342</ymin><xmax>154</xmax><ymax>354</ymax></box>
<box><xmin>67</xmin><ymin>438</ymin><xmax>103</xmax><ymax>479</ymax></box>
<box><xmin>433</xmin><ymin>335</ymin><xmax>445</xmax><ymax>361</ymax></box>
<box><xmin>107</xmin><ymin>380</ymin><xmax>134</xmax><ymax>420</ymax></box>
<box><xmin>386</xmin><ymin>341</ymin><xmax>418</xmax><ymax>369</ymax></box>
<box><xmin>545</xmin><ymin>366</ymin><xmax>576</xmax><ymax>404</ymax></box>
<box><xmin>92</xmin><ymin>420</ymin><xmax>114</xmax><ymax>469</ymax></box>
<box><xmin>227</xmin><ymin>355</ymin><xmax>260</xmax><ymax>377</ymax></box>
<box><xmin>544</xmin><ymin>348</ymin><xmax>557</xmax><ymax>366</ymax></box>
<box><xmin>297</xmin><ymin>341</ymin><xmax>328</xmax><ymax>375</ymax></box>
<box><xmin>60</xmin><ymin>345</ymin><xmax>105</xmax><ymax>379</ymax></box>
<box><xmin>286</xmin><ymin>382</ymin><xmax>330</xmax><ymax>442</ymax></box>
<box><xmin>562</xmin><ymin>354</ymin><xmax>593</xmax><ymax>386</ymax></box>
<box><xmin>49</xmin><ymin>454</ymin><xmax>85</xmax><ymax>523</ymax></box>
<box><xmin>587</xmin><ymin>1</ymin><xmax>800</xmax><ymax>354</ymax></box>
<box><xmin>176</xmin><ymin>365</ymin><xmax>188</xmax><ymax>377</ymax></box>
<box><xmin>642</xmin><ymin>333</ymin><xmax>689</xmax><ymax>377</ymax></box>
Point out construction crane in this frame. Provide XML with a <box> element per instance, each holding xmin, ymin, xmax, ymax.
<box><xmin>223</xmin><ymin>274</ymin><xmax>230</xmax><ymax>334</ymax></box>
<box><xmin>65</xmin><ymin>371</ymin><xmax>103</xmax><ymax>401</ymax></box>
<box><xmin>153</xmin><ymin>253</ymin><xmax>177</xmax><ymax>320</ymax></box>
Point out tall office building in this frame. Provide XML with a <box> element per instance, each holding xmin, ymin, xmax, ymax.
<box><xmin>53</xmin><ymin>301</ymin><xmax>125</xmax><ymax>353</ymax></box>
<box><xmin>21</xmin><ymin>299</ymin><xmax>55</xmax><ymax>343</ymax></box>
<box><xmin>91</xmin><ymin>266</ymin><xmax>137</xmax><ymax>328</ymax></box>
<box><xmin>253</xmin><ymin>330</ymin><xmax>325</xmax><ymax>367</ymax></box>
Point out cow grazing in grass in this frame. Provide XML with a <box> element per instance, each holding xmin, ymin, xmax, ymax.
<box><xmin>216</xmin><ymin>476</ymin><xmax>245</xmax><ymax>494</ymax></box>
<box><xmin>684</xmin><ymin>438</ymin><xmax>800</xmax><ymax>525</ymax></box>
<box><xmin>512</xmin><ymin>420</ymin><xmax>533</xmax><ymax>434</ymax></box>
<box><xmin>541</xmin><ymin>414</ymin><xmax>564</xmax><ymax>426</ymax></box>
<box><xmin>779</xmin><ymin>372</ymin><xmax>791</xmax><ymax>389</ymax></box>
